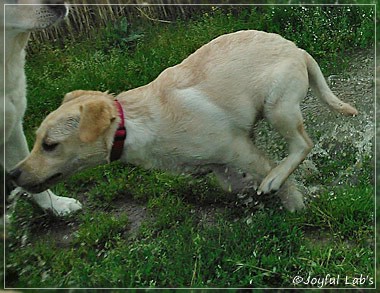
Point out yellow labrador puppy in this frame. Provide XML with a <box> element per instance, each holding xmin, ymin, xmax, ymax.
<box><xmin>1</xmin><ymin>0</ymin><xmax>82</xmax><ymax>215</ymax></box>
<box><xmin>10</xmin><ymin>30</ymin><xmax>357</xmax><ymax>212</ymax></box>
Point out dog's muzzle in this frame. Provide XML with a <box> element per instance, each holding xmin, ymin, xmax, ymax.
<box><xmin>9</xmin><ymin>167</ymin><xmax>63</xmax><ymax>193</ymax></box>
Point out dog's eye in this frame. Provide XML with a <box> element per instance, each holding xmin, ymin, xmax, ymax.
<box><xmin>42</xmin><ymin>142</ymin><xmax>59</xmax><ymax>152</ymax></box>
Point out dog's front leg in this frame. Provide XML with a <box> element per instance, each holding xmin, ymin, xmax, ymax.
<box><xmin>226</xmin><ymin>136</ymin><xmax>305</xmax><ymax>212</ymax></box>
<box><xmin>3</xmin><ymin>121</ymin><xmax>29</xmax><ymax>169</ymax></box>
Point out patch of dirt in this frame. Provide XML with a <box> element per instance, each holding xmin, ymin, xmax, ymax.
<box><xmin>329</xmin><ymin>48</ymin><xmax>374</xmax><ymax>113</ymax></box>
<box><xmin>111</xmin><ymin>196</ymin><xmax>149</xmax><ymax>236</ymax></box>
<box><xmin>304</xmin><ymin>227</ymin><xmax>374</xmax><ymax>250</ymax></box>
<box><xmin>191</xmin><ymin>204</ymin><xmax>228</xmax><ymax>228</ymax></box>
<box><xmin>21</xmin><ymin>195</ymin><xmax>149</xmax><ymax>247</ymax></box>
<box><xmin>35</xmin><ymin>220</ymin><xmax>79</xmax><ymax>248</ymax></box>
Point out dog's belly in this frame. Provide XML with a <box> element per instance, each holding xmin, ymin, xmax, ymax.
<box><xmin>125</xmin><ymin>125</ymin><xmax>236</xmax><ymax>173</ymax></box>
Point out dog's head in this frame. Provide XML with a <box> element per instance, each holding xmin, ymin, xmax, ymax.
<box><xmin>2</xmin><ymin>0</ymin><xmax>68</xmax><ymax>32</ymax></box>
<box><xmin>10</xmin><ymin>90</ymin><xmax>120</xmax><ymax>193</ymax></box>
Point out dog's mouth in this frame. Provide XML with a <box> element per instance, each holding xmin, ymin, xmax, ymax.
<box><xmin>25</xmin><ymin>173</ymin><xmax>63</xmax><ymax>193</ymax></box>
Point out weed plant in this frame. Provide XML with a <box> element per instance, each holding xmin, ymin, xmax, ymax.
<box><xmin>3</xmin><ymin>5</ymin><xmax>375</xmax><ymax>289</ymax></box>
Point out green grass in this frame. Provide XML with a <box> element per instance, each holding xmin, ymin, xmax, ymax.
<box><xmin>3</xmin><ymin>5</ymin><xmax>375</xmax><ymax>289</ymax></box>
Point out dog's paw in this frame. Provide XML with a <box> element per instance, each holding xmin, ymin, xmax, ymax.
<box><xmin>32</xmin><ymin>191</ymin><xmax>82</xmax><ymax>216</ymax></box>
<box><xmin>278</xmin><ymin>186</ymin><xmax>305</xmax><ymax>212</ymax></box>
<box><xmin>257</xmin><ymin>172</ymin><xmax>283</xmax><ymax>195</ymax></box>
<box><xmin>50</xmin><ymin>196</ymin><xmax>83</xmax><ymax>216</ymax></box>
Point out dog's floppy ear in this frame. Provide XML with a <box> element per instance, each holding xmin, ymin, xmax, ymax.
<box><xmin>63</xmin><ymin>90</ymin><xmax>111</xmax><ymax>104</ymax></box>
<box><xmin>63</xmin><ymin>90</ymin><xmax>88</xmax><ymax>104</ymax></box>
<box><xmin>78</xmin><ymin>100</ymin><xmax>116</xmax><ymax>143</ymax></box>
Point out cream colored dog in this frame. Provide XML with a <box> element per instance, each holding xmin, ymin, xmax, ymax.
<box><xmin>1</xmin><ymin>0</ymin><xmax>82</xmax><ymax>215</ymax></box>
<box><xmin>10</xmin><ymin>30</ymin><xmax>358</xmax><ymax>212</ymax></box>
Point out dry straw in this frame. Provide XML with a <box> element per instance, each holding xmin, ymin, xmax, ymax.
<box><xmin>30</xmin><ymin>0</ymin><xmax>224</xmax><ymax>43</ymax></box>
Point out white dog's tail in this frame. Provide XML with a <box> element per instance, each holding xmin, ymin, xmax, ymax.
<box><xmin>304</xmin><ymin>51</ymin><xmax>358</xmax><ymax>116</ymax></box>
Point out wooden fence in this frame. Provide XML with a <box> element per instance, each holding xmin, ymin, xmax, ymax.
<box><xmin>30</xmin><ymin>0</ymin><xmax>234</xmax><ymax>44</ymax></box>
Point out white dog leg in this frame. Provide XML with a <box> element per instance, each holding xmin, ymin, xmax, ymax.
<box><xmin>31</xmin><ymin>190</ymin><xmax>82</xmax><ymax>216</ymax></box>
<box><xmin>260</xmin><ymin>79</ymin><xmax>313</xmax><ymax>196</ymax></box>
<box><xmin>277</xmin><ymin>182</ymin><xmax>305</xmax><ymax>212</ymax></box>
<box><xmin>226</xmin><ymin>136</ymin><xmax>305</xmax><ymax>212</ymax></box>
<box><xmin>9</xmin><ymin>187</ymin><xmax>82</xmax><ymax>216</ymax></box>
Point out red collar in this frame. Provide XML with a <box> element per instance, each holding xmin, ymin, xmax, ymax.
<box><xmin>110</xmin><ymin>100</ymin><xmax>126</xmax><ymax>162</ymax></box>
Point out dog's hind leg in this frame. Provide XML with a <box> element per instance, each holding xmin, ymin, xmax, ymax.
<box><xmin>227</xmin><ymin>136</ymin><xmax>274</xmax><ymax>180</ymax></box>
<box><xmin>259</xmin><ymin>78</ymin><xmax>313</xmax><ymax>198</ymax></box>
<box><xmin>211</xmin><ymin>165</ymin><xmax>257</xmax><ymax>193</ymax></box>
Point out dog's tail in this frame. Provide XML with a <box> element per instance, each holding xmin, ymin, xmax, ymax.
<box><xmin>304</xmin><ymin>50</ymin><xmax>358</xmax><ymax>116</ymax></box>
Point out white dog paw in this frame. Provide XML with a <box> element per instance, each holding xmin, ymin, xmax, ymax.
<box><xmin>51</xmin><ymin>196</ymin><xmax>83</xmax><ymax>216</ymax></box>
<box><xmin>257</xmin><ymin>173</ymin><xmax>283</xmax><ymax>195</ymax></box>
<box><xmin>32</xmin><ymin>191</ymin><xmax>82</xmax><ymax>216</ymax></box>
<box><xmin>278</xmin><ymin>187</ymin><xmax>305</xmax><ymax>212</ymax></box>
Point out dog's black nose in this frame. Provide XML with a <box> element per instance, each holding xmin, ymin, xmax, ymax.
<box><xmin>9</xmin><ymin>168</ymin><xmax>22</xmax><ymax>181</ymax></box>
<box><xmin>43</xmin><ymin>1</ymin><xmax>67</xmax><ymax>17</ymax></box>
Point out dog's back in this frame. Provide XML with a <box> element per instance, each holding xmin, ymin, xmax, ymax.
<box><xmin>154</xmin><ymin>30</ymin><xmax>356</xmax><ymax>130</ymax></box>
